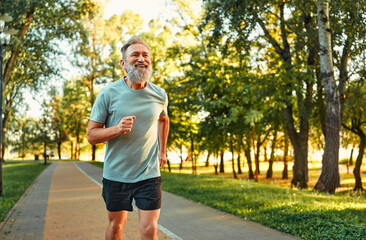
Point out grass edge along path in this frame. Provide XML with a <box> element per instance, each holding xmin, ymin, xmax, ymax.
<box><xmin>90</xmin><ymin>161</ymin><xmax>366</xmax><ymax>240</ymax></box>
<box><xmin>0</xmin><ymin>162</ymin><xmax>49</xmax><ymax>222</ymax></box>
<box><xmin>161</xmin><ymin>172</ymin><xmax>366</xmax><ymax>240</ymax></box>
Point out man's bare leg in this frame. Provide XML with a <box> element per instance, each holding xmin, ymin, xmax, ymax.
<box><xmin>105</xmin><ymin>211</ymin><xmax>128</xmax><ymax>240</ymax></box>
<box><xmin>138</xmin><ymin>209</ymin><xmax>160</xmax><ymax>240</ymax></box>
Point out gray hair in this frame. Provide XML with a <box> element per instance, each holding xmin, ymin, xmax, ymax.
<box><xmin>120</xmin><ymin>37</ymin><xmax>151</xmax><ymax>61</ymax></box>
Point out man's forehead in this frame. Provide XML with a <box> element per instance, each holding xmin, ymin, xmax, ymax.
<box><xmin>126</xmin><ymin>43</ymin><xmax>150</xmax><ymax>54</ymax></box>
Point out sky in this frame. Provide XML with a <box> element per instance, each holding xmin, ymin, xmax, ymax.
<box><xmin>103</xmin><ymin>0</ymin><xmax>174</xmax><ymax>26</ymax></box>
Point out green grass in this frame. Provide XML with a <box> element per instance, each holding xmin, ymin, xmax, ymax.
<box><xmin>0</xmin><ymin>162</ymin><xmax>49</xmax><ymax>222</ymax></box>
<box><xmin>161</xmin><ymin>172</ymin><xmax>366</xmax><ymax>240</ymax></box>
<box><xmin>89</xmin><ymin>161</ymin><xmax>366</xmax><ymax>240</ymax></box>
<box><xmin>89</xmin><ymin>161</ymin><xmax>104</xmax><ymax>169</ymax></box>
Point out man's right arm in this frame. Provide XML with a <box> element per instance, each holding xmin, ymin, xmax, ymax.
<box><xmin>87</xmin><ymin>116</ymin><xmax>135</xmax><ymax>145</ymax></box>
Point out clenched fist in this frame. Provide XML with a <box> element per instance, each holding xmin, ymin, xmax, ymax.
<box><xmin>117</xmin><ymin>116</ymin><xmax>135</xmax><ymax>134</ymax></box>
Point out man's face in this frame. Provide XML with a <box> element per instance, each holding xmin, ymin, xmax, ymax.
<box><xmin>121</xmin><ymin>43</ymin><xmax>152</xmax><ymax>84</ymax></box>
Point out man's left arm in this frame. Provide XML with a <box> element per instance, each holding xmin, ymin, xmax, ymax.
<box><xmin>158</xmin><ymin>115</ymin><xmax>169</xmax><ymax>168</ymax></box>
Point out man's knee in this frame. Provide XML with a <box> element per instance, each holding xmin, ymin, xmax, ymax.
<box><xmin>107</xmin><ymin>211</ymin><xmax>127</xmax><ymax>236</ymax></box>
<box><xmin>140</xmin><ymin>222</ymin><xmax>158</xmax><ymax>238</ymax></box>
<box><xmin>109</xmin><ymin>220</ymin><xmax>124</xmax><ymax>233</ymax></box>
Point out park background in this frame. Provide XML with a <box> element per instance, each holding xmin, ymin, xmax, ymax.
<box><xmin>0</xmin><ymin>0</ymin><xmax>365</xmax><ymax>239</ymax></box>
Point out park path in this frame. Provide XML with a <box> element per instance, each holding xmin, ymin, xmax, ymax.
<box><xmin>0</xmin><ymin>161</ymin><xmax>300</xmax><ymax>240</ymax></box>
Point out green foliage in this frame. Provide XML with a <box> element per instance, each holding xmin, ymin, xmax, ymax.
<box><xmin>161</xmin><ymin>172</ymin><xmax>366</xmax><ymax>240</ymax></box>
<box><xmin>62</xmin><ymin>78</ymin><xmax>90</xmax><ymax>159</ymax></box>
<box><xmin>49</xmin><ymin>88</ymin><xmax>68</xmax><ymax>153</ymax></box>
<box><xmin>2</xmin><ymin>0</ymin><xmax>94</xmax><ymax>95</ymax></box>
<box><xmin>5</xmin><ymin>0</ymin><xmax>366</xmax><ymax>191</ymax></box>
<box><xmin>1</xmin><ymin>0</ymin><xmax>95</xmax><ymax>159</ymax></box>
<box><xmin>7</xmin><ymin>115</ymin><xmax>45</xmax><ymax>157</ymax></box>
<box><xmin>343</xmin><ymin>81</ymin><xmax>366</xmax><ymax>133</ymax></box>
<box><xmin>0</xmin><ymin>162</ymin><xmax>49</xmax><ymax>222</ymax></box>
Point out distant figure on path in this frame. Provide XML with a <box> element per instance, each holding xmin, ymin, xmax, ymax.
<box><xmin>87</xmin><ymin>37</ymin><xmax>169</xmax><ymax>240</ymax></box>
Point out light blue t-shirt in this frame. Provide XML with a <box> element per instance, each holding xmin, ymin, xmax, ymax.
<box><xmin>90</xmin><ymin>77</ymin><xmax>168</xmax><ymax>183</ymax></box>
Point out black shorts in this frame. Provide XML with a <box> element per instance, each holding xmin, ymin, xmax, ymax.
<box><xmin>102</xmin><ymin>177</ymin><xmax>162</xmax><ymax>212</ymax></box>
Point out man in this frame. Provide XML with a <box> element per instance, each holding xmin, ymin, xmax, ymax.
<box><xmin>87</xmin><ymin>37</ymin><xmax>169</xmax><ymax>240</ymax></box>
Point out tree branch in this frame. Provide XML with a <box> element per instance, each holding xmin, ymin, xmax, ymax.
<box><xmin>256</xmin><ymin>17</ymin><xmax>284</xmax><ymax>56</ymax></box>
<box><xmin>4</xmin><ymin>5</ymin><xmax>36</xmax><ymax>90</ymax></box>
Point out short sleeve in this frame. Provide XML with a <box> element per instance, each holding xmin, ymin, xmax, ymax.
<box><xmin>160</xmin><ymin>90</ymin><xmax>168</xmax><ymax>116</ymax></box>
<box><xmin>90</xmin><ymin>88</ymin><xmax>109</xmax><ymax>124</ymax></box>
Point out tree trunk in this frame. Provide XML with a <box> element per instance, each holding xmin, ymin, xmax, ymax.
<box><xmin>339</xmin><ymin>35</ymin><xmax>350</xmax><ymax>122</ymax></box>
<box><xmin>267</xmin><ymin>129</ymin><xmax>277</xmax><ymax>179</ymax></box>
<box><xmin>190</xmin><ymin>135</ymin><xmax>196</xmax><ymax>174</ymax></box>
<box><xmin>264</xmin><ymin>146</ymin><xmax>268</xmax><ymax>162</ymax></box>
<box><xmin>283</xmin><ymin>78</ymin><xmax>311</xmax><ymax>189</ymax></box>
<box><xmin>2</xmin><ymin>106</ymin><xmax>12</xmax><ymax>162</ymax></box>
<box><xmin>219</xmin><ymin>150</ymin><xmax>225</xmax><ymax>173</ymax></box>
<box><xmin>255</xmin><ymin>136</ymin><xmax>260</xmax><ymax>175</ymax></box>
<box><xmin>92</xmin><ymin>145</ymin><xmax>96</xmax><ymax>161</ymax></box>
<box><xmin>1</xmin><ymin>119</ymin><xmax>6</xmax><ymax>161</ymax></box>
<box><xmin>353</xmin><ymin>133</ymin><xmax>365</xmax><ymax>191</ymax></box>
<box><xmin>237</xmin><ymin>146</ymin><xmax>242</xmax><ymax>174</ymax></box>
<box><xmin>205</xmin><ymin>151</ymin><xmax>210</xmax><ymax>167</ymax></box>
<box><xmin>244</xmin><ymin>145</ymin><xmax>254</xmax><ymax>180</ymax></box>
<box><xmin>179</xmin><ymin>145</ymin><xmax>183</xmax><ymax>170</ymax></box>
<box><xmin>76</xmin><ymin>142</ymin><xmax>80</xmax><ymax>161</ymax></box>
<box><xmin>90</xmin><ymin>38</ymin><xmax>97</xmax><ymax>161</ymax></box>
<box><xmin>230</xmin><ymin>138</ymin><xmax>237</xmax><ymax>179</ymax></box>
<box><xmin>57</xmin><ymin>142</ymin><xmax>62</xmax><ymax>160</ymax></box>
<box><xmin>349</xmin><ymin>146</ymin><xmax>354</xmax><ymax>166</ymax></box>
<box><xmin>1</xmin><ymin>141</ymin><xmax>4</xmax><ymax>162</ymax></box>
<box><xmin>282</xmin><ymin>132</ymin><xmax>289</xmax><ymax>179</ymax></box>
<box><xmin>289</xmin><ymin>135</ymin><xmax>309</xmax><ymax>188</ymax></box>
<box><xmin>214</xmin><ymin>151</ymin><xmax>218</xmax><ymax>175</ymax></box>
<box><xmin>266</xmin><ymin>154</ymin><xmax>273</xmax><ymax>179</ymax></box>
<box><xmin>315</xmin><ymin>0</ymin><xmax>341</xmax><ymax>193</ymax></box>
<box><xmin>167</xmin><ymin>160</ymin><xmax>171</xmax><ymax>172</ymax></box>
<box><xmin>43</xmin><ymin>128</ymin><xmax>47</xmax><ymax>165</ymax></box>
<box><xmin>70</xmin><ymin>141</ymin><xmax>74</xmax><ymax>160</ymax></box>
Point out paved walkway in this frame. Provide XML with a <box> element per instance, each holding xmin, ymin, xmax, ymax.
<box><xmin>0</xmin><ymin>161</ymin><xmax>300</xmax><ymax>240</ymax></box>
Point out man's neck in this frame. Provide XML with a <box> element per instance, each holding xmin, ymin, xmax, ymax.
<box><xmin>124</xmin><ymin>77</ymin><xmax>147</xmax><ymax>90</ymax></box>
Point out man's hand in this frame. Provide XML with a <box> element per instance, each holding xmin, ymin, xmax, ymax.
<box><xmin>159</xmin><ymin>152</ymin><xmax>167</xmax><ymax>168</ymax></box>
<box><xmin>158</xmin><ymin>115</ymin><xmax>169</xmax><ymax>168</ymax></box>
<box><xmin>117</xmin><ymin>116</ymin><xmax>135</xmax><ymax>134</ymax></box>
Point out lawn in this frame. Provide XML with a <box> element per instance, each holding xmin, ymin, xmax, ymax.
<box><xmin>91</xmin><ymin>160</ymin><xmax>366</xmax><ymax>240</ymax></box>
<box><xmin>0</xmin><ymin>162</ymin><xmax>49</xmax><ymax>222</ymax></box>
<box><xmin>160</xmin><ymin>171</ymin><xmax>365</xmax><ymax>240</ymax></box>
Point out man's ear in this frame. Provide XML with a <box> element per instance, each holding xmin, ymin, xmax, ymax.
<box><xmin>120</xmin><ymin>59</ymin><xmax>125</xmax><ymax>69</ymax></box>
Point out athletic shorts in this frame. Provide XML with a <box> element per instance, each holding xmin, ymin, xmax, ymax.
<box><xmin>102</xmin><ymin>177</ymin><xmax>162</xmax><ymax>212</ymax></box>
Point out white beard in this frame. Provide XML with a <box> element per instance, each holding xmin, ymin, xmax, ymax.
<box><xmin>124</xmin><ymin>62</ymin><xmax>153</xmax><ymax>84</ymax></box>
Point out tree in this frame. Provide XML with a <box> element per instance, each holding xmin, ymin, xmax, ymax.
<box><xmin>62</xmin><ymin>78</ymin><xmax>90</xmax><ymax>160</ymax></box>
<box><xmin>165</xmin><ymin>80</ymin><xmax>191</xmax><ymax>170</ymax></box>
<box><xmin>49</xmin><ymin>88</ymin><xmax>68</xmax><ymax>160</ymax></box>
<box><xmin>1</xmin><ymin>0</ymin><xmax>93</xmax><ymax>158</ymax></box>
<box><xmin>7</xmin><ymin>115</ymin><xmax>44</xmax><ymax>158</ymax></box>
<box><xmin>314</xmin><ymin>0</ymin><xmax>341</xmax><ymax>193</ymax></box>
<box><xmin>201</xmin><ymin>0</ymin><xmax>317</xmax><ymax>188</ymax></box>
<box><xmin>342</xmin><ymin>81</ymin><xmax>366</xmax><ymax>191</ymax></box>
